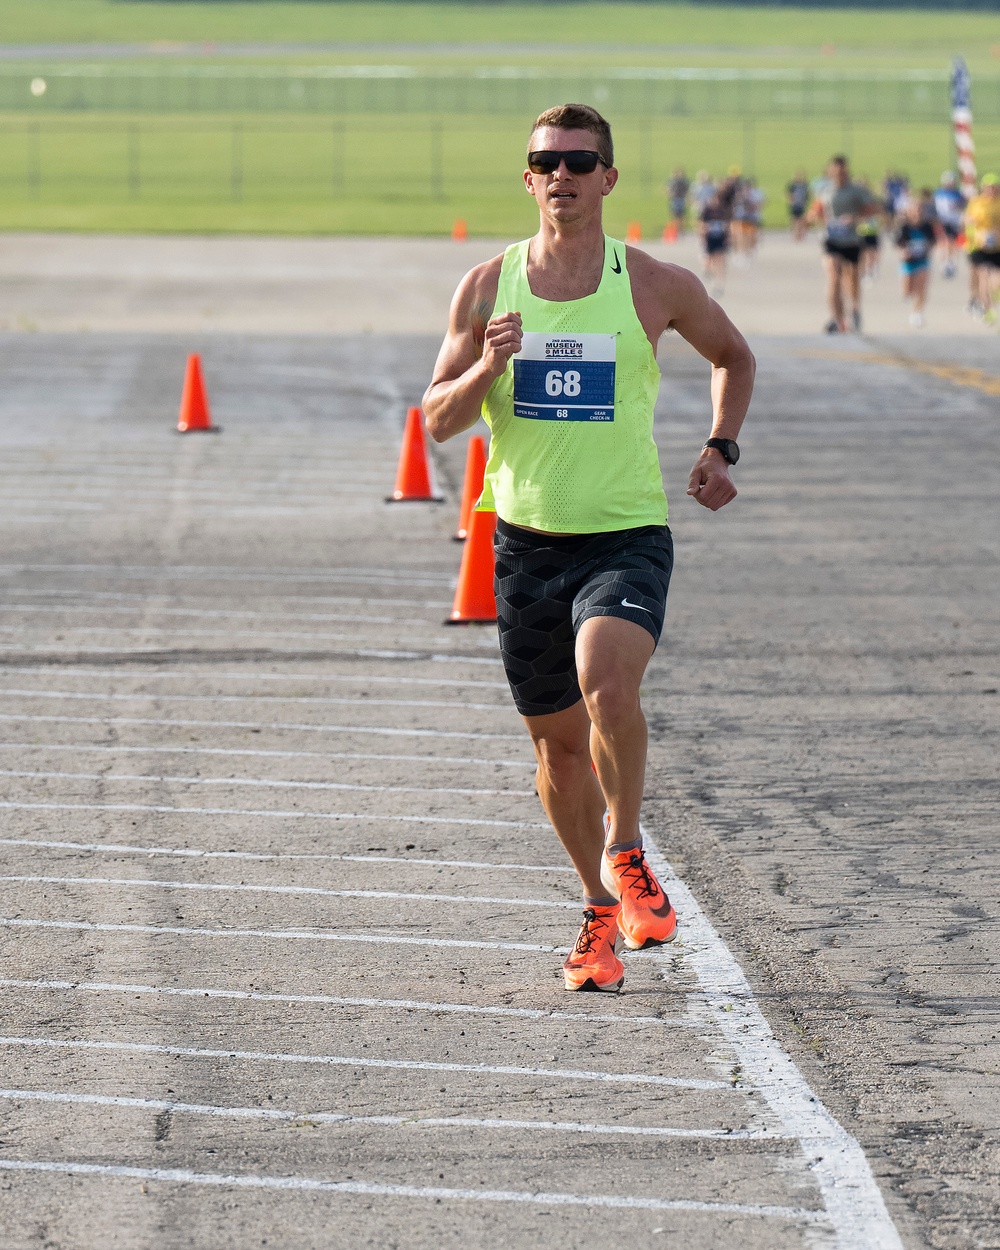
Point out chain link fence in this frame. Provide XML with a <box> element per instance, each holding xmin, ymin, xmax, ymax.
<box><xmin>6</xmin><ymin>65</ymin><xmax>1000</xmax><ymax>122</ymax></box>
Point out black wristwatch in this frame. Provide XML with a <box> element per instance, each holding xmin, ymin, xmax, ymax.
<box><xmin>704</xmin><ymin>438</ymin><xmax>740</xmax><ymax>465</ymax></box>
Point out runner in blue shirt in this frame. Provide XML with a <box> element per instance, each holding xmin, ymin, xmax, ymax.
<box><xmin>933</xmin><ymin>172</ymin><xmax>966</xmax><ymax>279</ymax></box>
<box><xmin>894</xmin><ymin>194</ymin><xmax>936</xmax><ymax>327</ymax></box>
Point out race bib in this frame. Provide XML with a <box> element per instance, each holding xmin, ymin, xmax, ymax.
<box><xmin>827</xmin><ymin>219</ymin><xmax>855</xmax><ymax>243</ymax></box>
<box><xmin>513</xmin><ymin>333</ymin><xmax>617</xmax><ymax>423</ymax></box>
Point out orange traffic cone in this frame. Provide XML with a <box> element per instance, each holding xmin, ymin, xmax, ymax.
<box><xmin>662</xmin><ymin>221</ymin><xmax>679</xmax><ymax>243</ymax></box>
<box><xmin>452</xmin><ymin>218</ymin><xmax>468</xmax><ymax>241</ymax></box>
<box><xmin>386</xmin><ymin>407</ymin><xmax>444</xmax><ymax>503</ymax></box>
<box><xmin>177</xmin><ymin>353</ymin><xmax>217</xmax><ymax>433</ymax></box>
<box><xmin>453</xmin><ymin>434</ymin><xmax>487</xmax><ymax>541</ymax></box>
<box><xmin>626</xmin><ymin>221</ymin><xmax>642</xmax><ymax>242</ymax></box>
<box><xmin>445</xmin><ymin>507</ymin><xmax>497</xmax><ymax>624</ymax></box>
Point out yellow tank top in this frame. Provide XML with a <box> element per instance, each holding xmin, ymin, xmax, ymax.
<box><xmin>479</xmin><ymin>236</ymin><xmax>667</xmax><ymax>533</ymax></box>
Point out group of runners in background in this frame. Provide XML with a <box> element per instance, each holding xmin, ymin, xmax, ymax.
<box><xmin>666</xmin><ymin>159</ymin><xmax>1000</xmax><ymax>331</ymax></box>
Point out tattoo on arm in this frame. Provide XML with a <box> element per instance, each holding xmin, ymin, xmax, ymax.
<box><xmin>470</xmin><ymin>297</ymin><xmax>495</xmax><ymax>357</ymax></box>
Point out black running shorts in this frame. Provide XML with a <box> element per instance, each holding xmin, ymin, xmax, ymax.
<box><xmin>493</xmin><ymin>519</ymin><xmax>673</xmax><ymax>718</ymax></box>
<box><xmin>824</xmin><ymin>240</ymin><xmax>862</xmax><ymax>265</ymax></box>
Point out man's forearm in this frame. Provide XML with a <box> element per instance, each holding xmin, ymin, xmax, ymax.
<box><xmin>423</xmin><ymin>359</ymin><xmax>496</xmax><ymax>443</ymax></box>
<box><xmin>708</xmin><ymin>348</ymin><xmax>756</xmax><ymax>439</ymax></box>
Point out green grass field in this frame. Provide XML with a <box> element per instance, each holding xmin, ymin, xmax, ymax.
<box><xmin>2</xmin><ymin>0</ymin><xmax>998</xmax><ymax>236</ymax></box>
<box><xmin>2</xmin><ymin>111</ymin><xmax>996</xmax><ymax>236</ymax></box>
<box><xmin>3</xmin><ymin>0</ymin><xmax>1000</xmax><ymax>72</ymax></box>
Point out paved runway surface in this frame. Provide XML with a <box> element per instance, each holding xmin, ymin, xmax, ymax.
<box><xmin>0</xmin><ymin>244</ymin><xmax>996</xmax><ymax>1249</ymax></box>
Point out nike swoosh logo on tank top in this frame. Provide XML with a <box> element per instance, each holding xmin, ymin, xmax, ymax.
<box><xmin>611</xmin><ymin>251</ymin><xmax>622</xmax><ymax>274</ymax></box>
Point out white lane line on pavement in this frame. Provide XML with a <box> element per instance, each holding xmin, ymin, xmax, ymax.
<box><xmin>0</xmin><ymin>742</ymin><xmax>535</xmax><ymax>770</ymax></box>
<box><xmin>0</xmin><ymin>605</ymin><xmax>443</xmax><ymax>627</ymax></box>
<box><xmin>0</xmin><ymin>649</ymin><xmax>504</xmax><ymax>669</ymax></box>
<box><xmin>0</xmin><ymin>1089</ymin><xmax>777</xmax><ymax>1141</ymax></box>
<box><xmin>0</xmin><ymin>830</ymin><xmax>566</xmax><ymax>872</ymax></box>
<box><xmin>0</xmin><ymin>874</ymin><xmax>579</xmax><ymax>911</ymax></box>
<box><xmin>0</xmin><ymin>624</ymin><xmax>492</xmax><ymax>647</ymax></box>
<box><xmin>0</xmin><ymin>564</ymin><xmax>456</xmax><ymax>586</ymax></box>
<box><xmin>0</xmin><ymin>591</ymin><xmax>448</xmax><ymax>612</ymax></box>
<box><xmin>0</xmin><ymin>713</ymin><xmax>521</xmax><ymax>741</ymax></box>
<box><xmin>0</xmin><ymin>837</ymin><xmax>573</xmax><ymax>876</ymax></box>
<box><xmin>0</xmin><ymin>688</ymin><xmax>509</xmax><ymax>712</ymax></box>
<box><xmin>0</xmin><ymin>1159</ymin><xmax>823</xmax><ymax>1221</ymax></box>
<box><xmin>0</xmin><ymin>916</ymin><xmax>563</xmax><ymax>954</ymax></box>
<box><xmin>0</xmin><ymin>977</ymin><xmax>684</xmax><ymax>1028</ymax></box>
<box><xmin>640</xmin><ymin>828</ymin><xmax>905</xmax><ymax>1250</ymax></box>
<box><xmin>0</xmin><ymin>665</ymin><xmax>509</xmax><ymax>690</ymax></box>
<box><xmin>0</xmin><ymin>800</ymin><xmax>547</xmax><ymax>830</ymax></box>
<box><xmin>0</xmin><ymin>1036</ymin><xmax>729</xmax><ymax>1091</ymax></box>
<box><xmin>0</xmin><ymin>767</ymin><xmax>533</xmax><ymax>799</ymax></box>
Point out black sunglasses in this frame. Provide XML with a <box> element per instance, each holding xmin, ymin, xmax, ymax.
<box><xmin>527</xmin><ymin>150</ymin><xmax>607</xmax><ymax>176</ymax></box>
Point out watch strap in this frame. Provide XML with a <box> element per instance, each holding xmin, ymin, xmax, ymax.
<box><xmin>704</xmin><ymin>437</ymin><xmax>739</xmax><ymax>465</ymax></box>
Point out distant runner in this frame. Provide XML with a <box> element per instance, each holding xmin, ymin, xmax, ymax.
<box><xmin>963</xmin><ymin>173</ymin><xmax>1000</xmax><ymax>324</ymax></box>
<box><xmin>933</xmin><ymin>171</ymin><xmax>966</xmax><ymax>279</ymax></box>
<box><xmin>699</xmin><ymin>189</ymin><xmax>732</xmax><ymax>296</ymax></box>
<box><xmin>807</xmin><ymin>155</ymin><xmax>881</xmax><ymax>333</ymax></box>
<box><xmin>856</xmin><ymin>177</ymin><xmax>885</xmax><ymax>284</ymax></box>
<box><xmin>787</xmin><ymin>171</ymin><xmax>810</xmax><ymax>241</ymax></box>
<box><xmin>894</xmin><ymin>196</ymin><xmax>936</xmax><ymax>327</ymax></box>
<box><xmin>666</xmin><ymin>166</ymin><xmax>691</xmax><ymax>235</ymax></box>
<box><xmin>424</xmin><ymin>103</ymin><xmax>755</xmax><ymax>992</ymax></box>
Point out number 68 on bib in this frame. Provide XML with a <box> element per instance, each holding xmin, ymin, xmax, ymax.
<box><xmin>513</xmin><ymin>333</ymin><xmax>617</xmax><ymax>423</ymax></box>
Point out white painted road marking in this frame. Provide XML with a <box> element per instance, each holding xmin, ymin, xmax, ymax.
<box><xmin>0</xmin><ymin>766</ymin><xmax>534</xmax><ymax>798</ymax></box>
<box><xmin>0</xmin><ymin>687</ymin><xmax>510</xmax><ymax>712</ymax></box>
<box><xmin>0</xmin><ymin>1036</ymin><xmax>730</xmax><ymax>1091</ymax></box>
<box><xmin>0</xmin><ymin>977</ymin><xmax>688</xmax><ymax>1028</ymax></box>
<box><xmin>0</xmin><ymin>916</ymin><xmax>566</xmax><ymax>953</ymax></box>
<box><xmin>0</xmin><ymin>712</ymin><xmax>522</xmax><ymax>741</ymax></box>
<box><xmin>0</xmin><ymin>837</ymin><xmax>575</xmax><ymax>875</ymax></box>
<box><xmin>640</xmin><ymin>830</ymin><xmax>905</xmax><ymax>1250</ymax></box>
<box><xmin>0</xmin><ymin>663</ymin><xmax>510</xmax><ymax>689</ymax></box>
<box><xmin>0</xmin><ymin>873</ymin><xmax>581</xmax><ymax>911</ymax></box>
<box><xmin>0</xmin><ymin>1089</ymin><xmax>769</xmax><ymax>1140</ymax></box>
<box><xmin>0</xmin><ymin>800</ymin><xmax>548</xmax><ymax>830</ymax></box>
<box><xmin>0</xmin><ymin>563</ymin><xmax>457</xmax><ymax>586</ymax></box>
<box><xmin>0</xmin><ymin>1159</ymin><xmax>824</xmax><ymax>1221</ymax></box>
<box><xmin>0</xmin><ymin>742</ymin><xmax>536</xmax><ymax>769</ymax></box>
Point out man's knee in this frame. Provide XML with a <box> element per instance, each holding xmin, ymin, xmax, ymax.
<box><xmin>578</xmin><ymin>671</ymin><xmax>641</xmax><ymax>732</ymax></box>
<box><xmin>531</xmin><ymin>733</ymin><xmax>592</xmax><ymax>792</ymax></box>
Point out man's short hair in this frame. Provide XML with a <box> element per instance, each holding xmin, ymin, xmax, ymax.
<box><xmin>830</xmin><ymin>154</ymin><xmax>849</xmax><ymax>168</ymax></box>
<box><xmin>529</xmin><ymin>104</ymin><xmax>614</xmax><ymax>168</ymax></box>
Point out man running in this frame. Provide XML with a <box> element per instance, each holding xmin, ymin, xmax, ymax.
<box><xmin>423</xmin><ymin>103</ymin><xmax>755</xmax><ymax>992</ymax></box>
<box><xmin>787</xmin><ymin>170</ymin><xmax>810</xmax><ymax>241</ymax></box>
<box><xmin>807</xmin><ymin>155</ymin><xmax>881</xmax><ymax>333</ymax></box>
<box><xmin>666</xmin><ymin>166</ymin><xmax>690</xmax><ymax>235</ymax></box>
<box><xmin>933</xmin><ymin>171</ymin><xmax>965</xmax><ymax>279</ymax></box>
<box><xmin>964</xmin><ymin>173</ymin><xmax>1000</xmax><ymax>324</ymax></box>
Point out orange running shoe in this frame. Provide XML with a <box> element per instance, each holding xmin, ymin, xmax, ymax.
<box><xmin>562</xmin><ymin>904</ymin><xmax>625</xmax><ymax>992</ymax></box>
<box><xmin>601</xmin><ymin>844</ymin><xmax>678</xmax><ymax>950</ymax></box>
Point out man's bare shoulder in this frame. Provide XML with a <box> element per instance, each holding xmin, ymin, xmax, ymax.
<box><xmin>625</xmin><ymin>246</ymin><xmax>708</xmax><ymax>331</ymax></box>
<box><xmin>455</xmin><ymin>252</ymin><xmax>506</xmax><ymax>305</ymax></box>
<box><xmin>624</xmin><ymin>245</ymin><xmax>702</xmax><ymax>296</ymax></box>
<box><xmin>447</xmin><ymin>252</ymin><xmax>505</xmax><ymax>334</ymax></box>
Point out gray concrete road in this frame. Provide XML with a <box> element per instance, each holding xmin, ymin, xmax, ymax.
<box><xmin>0</xmin><ymin>237</ymin><xmax>996</xmax><ymax>1250</ymax></box>
<box><xmin>1</xmin><ymin>231</ymin><xmax>997</xmax><ymax>338</ymax></box>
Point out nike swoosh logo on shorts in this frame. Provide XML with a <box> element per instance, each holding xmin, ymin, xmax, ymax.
<box><xmin>621</xmin><ymin>598</ymin><xmax>651</xmax><ymax>613</ymax></box>
<box><xmin>611</xmin><ymin>250</ymin><xmax>622</xmax><ymax>274</ymax></box>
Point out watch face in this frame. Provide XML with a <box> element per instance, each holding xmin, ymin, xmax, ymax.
<box><xmin>724</xmin><ymin>439</ymin><xmax>740</xmax><ymax>465</ymax></box>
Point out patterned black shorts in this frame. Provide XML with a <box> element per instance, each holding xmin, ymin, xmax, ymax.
<box><xmin>493</xmin><ymin>518</ymin><xmax>673</xmax><ymax>718</ymax></box>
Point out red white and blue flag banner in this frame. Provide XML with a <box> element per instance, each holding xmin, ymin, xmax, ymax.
<box><xmin>951</xmin><ymin>56</ymin><xmax>977</xmax><ymax>201</ymax></box>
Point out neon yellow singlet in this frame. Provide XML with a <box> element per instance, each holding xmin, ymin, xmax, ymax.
<box><xmin>479</xmin><ymin>236</ymin><xmax>667</xmax><ymax>534</ymax></box>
